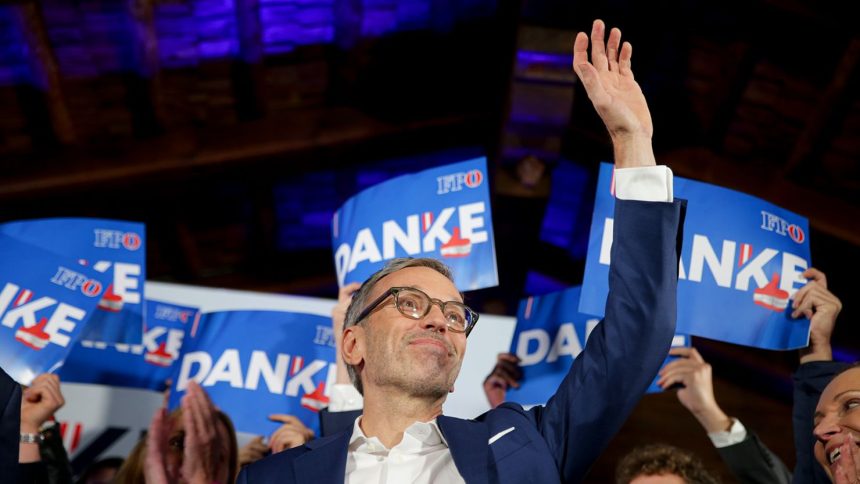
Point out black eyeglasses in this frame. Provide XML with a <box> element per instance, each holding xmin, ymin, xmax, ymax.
<box><xmin>355</xmin><ymin>286</ymin><xmax>479</xmax><ymax>336</ymax></box>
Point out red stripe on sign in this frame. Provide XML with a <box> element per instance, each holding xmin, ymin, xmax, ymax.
<box><xmin>524</xmin><ymin>297</ymin><xmax>533</xmax><ymax>319</ymax></box>
<box><xmin>59</xmin><ymin>421</ymin><xmax>68</xmax><ymax>439</ymax></box>
<box><xmin>190</xmin><ymin>312</ymin><xmax>202</xmax><ymax>338</ymax></box>
<box><xmin>738</xmin><ymin>244</ymin><xmax>753</xmax><ymax>267</ymax></box>
<box><xmin>15</xmin><ymin>289</ymin><xmax>32</xmax><ymax>306</ymax></box>
<box><xmin>291</xmin><ymin>356</ymin><xmax>304</xmax><ymax>376</ymax></box>
<box><xmin>422</xmin><ymin>212</ymin><xmax>433</xmax><ymax>232</ymax></box>
<box><xmin>71</xmin><ymin>423</ymin><xmax>82</xmax><ymax>453</ymax></box>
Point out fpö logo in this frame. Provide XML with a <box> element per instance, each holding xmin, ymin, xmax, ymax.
<box><xmin>50</xmin><ymin>267</ymin><xmax>103</xmax><ymax>297</ymax></box>
<box><xmin>436</xmin><ymin>169</ymin><xmax>483</xmax><ymax>195</ymax></box>
<box><xmin>93</xmin><ymin>229</ymin><xmax>142</xmax><ymax>251</ymax></box>
<box><xmin>760</xmin><ymin>211</ymin><xmax>805</xmax><ymax>244</ymax></box>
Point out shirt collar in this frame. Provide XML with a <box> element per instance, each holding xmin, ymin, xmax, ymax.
<box><xmin>349</xmin><ymin>416</ymin><xmax>448</xmax><ymax>451</ymax></box>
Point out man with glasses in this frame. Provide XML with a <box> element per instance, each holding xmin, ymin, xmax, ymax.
<box><xmin>239</xmin><ymin>19</ymin><xmax>685</xmax><ymax>483</ymax></box>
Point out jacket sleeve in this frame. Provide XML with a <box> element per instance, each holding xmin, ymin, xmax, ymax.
<box><xmin>717</xmin><ymin>432</ymin><xmax>792</xmax><ymax>484</ymax></box>
<box><xmin>530</xmin><ymin>198</ymin><xmax>686</xmax><ymax>482</ymax></box>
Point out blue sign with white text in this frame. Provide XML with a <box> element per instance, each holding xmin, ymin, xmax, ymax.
<box><xmin>168</xmin><ymin>310</ymin><xmax>336</xmax><ymax>437</ymax></box>
<box><xmin>332</xmin><ymin>158</ymin><xmax>498</xmax><ymax>291</ymax></box>
<box><xmin>58</xmin><ymin>300</ymin><xmax>199</xmax><ymax>391</ymax></box>
<box><xmin>507</xmin><ymin>286</ymin><xmax>687</xmax><ymax>405</ymax></box>
<box><xmin>0</xmin><ymin>234</ymin><xmax>113</xmax><ymax>385</ymax></box>
<box><xmin>0</xmin><ymin>218</ymin><xmax>146</xmax><ymax>345</ymax></box>
<box><xmin>580</xmin><ymin>163</ymin><xmax>811</xmax><ymax>350</ymax></box>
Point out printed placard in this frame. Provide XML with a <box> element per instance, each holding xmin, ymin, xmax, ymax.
<box><xmin>168</xmin><ymin>310</ymin><xmax>336</xmax><ymax>436</ymax></box>
<box><xmin>0</xmin><ymin>218</ymin><xmax>146</xmax><ymax>344</ymax></box>
<box><xmin>58</xmin><ymin>300</ymin><xmax>199</xmax><ymax>391</ymax></box>
<box><xmin>508</xmin><ymin>286</ymin><xmax>688</xmax><ymax>405</ymax></box>
<box><xmin>0</xmin><ymin>234</ymin><xmax>112</xmax><ymax>385</ymax></box>
<box><xmin>581</xmin><ymin>163</ymin><xmax>811</xmax><ymax>350</ymax></box>
<box><xmin>332</xmin><ymin>157</ymin><xmax>498</xmax><ymax>291</ymax></box>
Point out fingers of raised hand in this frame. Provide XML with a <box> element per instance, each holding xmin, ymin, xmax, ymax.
<box><xmin>619</xmin><ymin>41</ymin><xmax>633</xmax><ymax>77</ymax></box>
<box><xmin>606</xmin><ymin>27</ymin><xmax>621</xmax><ymax>72</ymax></box>
<box><xmin>589</xmin><ymin>19</ymin><xmax>608</xmax><ymax>71</ymax></box>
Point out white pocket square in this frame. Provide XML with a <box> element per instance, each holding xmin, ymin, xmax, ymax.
<box><xmin>488</xmin><ymin>427</ymin><xmax>515</xmax><ymax>445</ymax></box>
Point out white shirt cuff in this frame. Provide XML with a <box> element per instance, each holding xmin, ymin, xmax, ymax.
<box><xmin>708</xmin><ymin>418</ymin><xmax>748</xmax><ymax>448</ymax></box>
<box><xmin>328</xmin><ymin>383</ymin><xmax>364</xmax><ymax>411</ymax></box>
<box><xmin>614</xmin><ymin>166</ymin><xmax>673</xmax><ymax>202</ymax></box>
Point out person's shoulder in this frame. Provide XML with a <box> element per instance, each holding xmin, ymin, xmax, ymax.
<box><xmin>240</xmin><ymin>446</ymin><xmax>305</xmax><ymax>482</ymax></box>
<box><xmin>239</xmin><ymin>430</ymin><xmax>351</xmax><ymax>483</ymax></box>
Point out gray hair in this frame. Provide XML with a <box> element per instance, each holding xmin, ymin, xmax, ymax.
<box><xmin>343</xmin><ymin>257</ymin><xmax>455</xmax><ymax>395</ymax></box>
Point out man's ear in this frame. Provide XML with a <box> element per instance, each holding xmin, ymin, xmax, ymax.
<box><xmin>341</xmin><ymin>325</ymin><xmax>364</xmax><ymax>367</ymax></box>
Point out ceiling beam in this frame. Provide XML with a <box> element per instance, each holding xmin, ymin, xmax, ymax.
<box><xmin>16</xmin><ymin>1</ymin><xmax>75</xmax><ymax>144</ymax></box>
<box><xmin>783</xmin><ymin>38</ymin><xmax>860</xmax><ymax>176</ymax></box>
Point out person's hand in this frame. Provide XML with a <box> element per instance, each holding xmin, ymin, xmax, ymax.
<box><xmin>334</xmin><ymin>282</ymin><xmax>361</xmax><ymax>384</ymax></box>
<box><xmin>238</xmin><ymin>436</ymin><xmax>268</xmax><ymax>467</ymax></box>
<box><xmin>573</xmin><ymin>19</ymin><xmax>655</xmax><ymax>168</ymax></box>
<box><xmin>145</xmin><ymin>382</ymin><xmax>230</xmax><ymax>484</ymax></box>
<box><xmin>483</xmin><ymin>353</ymin><xmax>522</xmax><ymax>408</ymax></box>
<box><xmin>792</xmin><ymin>268</ymin><xmax>842</xmax><ymax>363</ymax></box>
<box><xmin>831</xmin><ymin>434</ymin><xmax>860</xmax><ymax>484</ymax></box>
<box><xmin>144</xmin><ymin>407</ymin><xmax>172</xmax><ymax>484</ymax></box>
<box><xmin>657</xmin><ymin>347</ymin><xmax>732</xmax><ymax>433</ymax></box>
<box><xmin>180</xmin><ymin>381</ymin><xmax>230</xmax><ymax>484</ymax></box>
<box><xmin>20</xmin><ymin>373</ymin><xmax>65</xmax><ymax>434</ymax></box>
<box><xmin>268</xmin><ymin>414</ymin><xmax>314</xmax><ymax>453</ymax></box>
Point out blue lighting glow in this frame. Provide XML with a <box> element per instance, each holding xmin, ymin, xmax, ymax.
<box><xmin>1</xmin><ymin>0</ymin><xmax>496</xmax><ymax>85</ymax></box>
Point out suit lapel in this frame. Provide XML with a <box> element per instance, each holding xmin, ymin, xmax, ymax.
<box><xmin>438</xmin><ymin>415</ymin><xmax>491</xmax><ymax>484</ymax></box>
<box><xmin>293</xmin><ymin>429</ymin><xmax>351</xmax><ymax>484</ymax></box>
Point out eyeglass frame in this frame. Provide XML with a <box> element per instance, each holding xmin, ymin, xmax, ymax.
<box><xmin>354</xmin><ymin>286</ymin><xmax>480</xmax><ymax>336</ymax></box>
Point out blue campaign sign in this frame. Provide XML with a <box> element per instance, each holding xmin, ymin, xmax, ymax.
<box><xmin>57</xmin><ymin>300</ymin><xmax>199</xmax><ymax>391</ymax></box>
<box><xmin>0</xmin><ymin>218</ymin><xmax>146</xmax><ymax>345</ymax></box>
<box><xmin>507</xmin><ymin>286</ymin><xmax>687</xmax><ymax>405</ymax></box>
<box><xmin>332</xmin><ymin>157</ymin><xmax>498</xmax><ymax>291</ymax></box>
<box><xmin>580</xmin><ymin>163</ymin><xmax>811</xmax><ymax>350</ymax></box>
<box><xmin>0</xmin><ymin>234</ymin><xmax>113</xmax><ymax>385</ymax></box>
<box><xmin>168</xmin><ymin>310</ymin><xmax>336</xmax><ymax>437</ymax></box>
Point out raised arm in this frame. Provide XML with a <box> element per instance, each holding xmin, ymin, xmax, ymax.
<box><xmin>531</xmin><ymin>19</ymin><xmax>684</xmax><ymax>482</ymax></box>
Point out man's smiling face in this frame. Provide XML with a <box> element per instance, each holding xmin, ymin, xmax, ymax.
<box><xmin>356</xmin><ymin>266</ymin><xmax>467</xmax><ymax>399</ymax></box>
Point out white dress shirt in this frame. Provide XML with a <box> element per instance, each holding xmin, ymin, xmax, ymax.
<box><xmin>345</xmin><ymin>417</ymin><xmax>466</xmax><ymax>484</ymax></box>
<box><xmin>333</xmin><ymin>164</ymin><xmax>675</xmax><ymax>482</ymax></box>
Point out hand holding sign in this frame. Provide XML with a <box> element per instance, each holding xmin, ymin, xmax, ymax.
<box><xmin>21</xmin><ymin>374</ymin><xmax>65</xmax><ymax>434</ymax></box>
<box><xmin>268</xmin><ymin>414</ymin><xmax>315</xmax><ymax>453</ymax></box>
<box><xmin>658</xmin><ymin>347</ymin><xmax>732</xmax><ymax>434</ymax></box>
<box><xmin>483</xmin><ymin>353</ymin><xmax>522</xmax><ymax>408</ymax></box>
<box><xmin>794</xmin><ymin>268</ymin><xmax>842</xmax><ymax>364</ymax></box>
<box><xmin>334</xmin><ymin>282</ymin><xmax>361</xmax><ymax>385</ymax></box>
<box><xmin>573</xmin><ymin>19</ymin><xmax>655</xmax><ymax>168</ymax></box>
<box><xmin>20</xmin><ymin>373</ymin><xmax>65</xmax><ymax>464</ymax></box>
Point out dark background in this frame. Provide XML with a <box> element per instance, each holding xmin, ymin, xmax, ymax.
<box><xmin>1</xmin><ymin>0</ymin><xmax>858</xmax><ymax>481</ymax></box>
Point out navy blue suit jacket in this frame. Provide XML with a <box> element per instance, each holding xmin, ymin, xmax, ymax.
<box><xmin>239</xmin><ymin>198</ymin><xmax>685</xmax><ymax>484</ymax></box>
<box><xmin>1</xmin><ymin>367</ymin><xmax>21</xmax><ymax>484</ymax></box>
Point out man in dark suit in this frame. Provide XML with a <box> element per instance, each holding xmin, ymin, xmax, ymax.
<box><xmin>240</xmin><ymin>18</ymin><xmax>685</xmax><ymax>483</ymax></box>
<box><xmin>1</xmin><ymin>367</ymin><xmax>21</xmax><ymax>483</ymax></box>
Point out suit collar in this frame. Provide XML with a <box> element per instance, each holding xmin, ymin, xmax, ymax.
<box><xmin>294</xmin><ymin>429</ymin><xmax>350</xmax><ymax>484</ymax></box>
<box><xmin>437</xmin><ymin>415</ymin><xmax>492</xmax><ymax>484</ymax></box>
